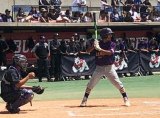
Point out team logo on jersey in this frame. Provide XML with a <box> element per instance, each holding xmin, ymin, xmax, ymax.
<box><xmin>72</xmin><ymin>57</ymin><xmax>89</xmax><ymax>73</ymax></box>
<box><xmin>149</xmin><ymin>53</ymin><xmax>160</xmax><ymax>68</ymax></box>
<box><xmin>113</xmin><ymin>55</ymin><xmax>128</xmax><ymax>70</ymax></box>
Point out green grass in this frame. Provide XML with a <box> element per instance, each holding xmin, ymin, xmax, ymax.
<box><xmin>0</xmin><ymin>75</ymin><xmax>160</xmax><ymax>102</ymax></box>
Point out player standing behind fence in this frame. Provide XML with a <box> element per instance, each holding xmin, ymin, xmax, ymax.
<box><xmin>80</xmin><ymin>27</ymin><xmax>131</xmax><ymax>107</ymax></box>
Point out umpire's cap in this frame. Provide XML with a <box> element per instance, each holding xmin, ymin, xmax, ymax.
<box><xmin>100</xmin><ymin>27</ymin><xmax>114</xmax><ymax>38</ymax></box>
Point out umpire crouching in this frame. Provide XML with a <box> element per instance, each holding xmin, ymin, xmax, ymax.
<box><xmin>31</xmin><ymin>35</ymin><xmax>53</xmax><ymax>82</ymax></box>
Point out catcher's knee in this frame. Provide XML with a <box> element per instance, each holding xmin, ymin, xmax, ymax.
<box><xmin>22</xmin><ymin>89</ymin><xmax>34</xmax><ymax>102</ymax></box>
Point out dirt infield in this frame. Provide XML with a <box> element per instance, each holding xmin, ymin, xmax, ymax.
<box><xmin>0</xmin><ymin>98</ymin><xmax>160</xmax><ymax>118</ymax></box>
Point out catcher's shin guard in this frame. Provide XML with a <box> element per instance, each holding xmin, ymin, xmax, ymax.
<box><xmin>11</xmin><ymin>89</ymin><xmax>34</xmax><ymax>109</ymax></box>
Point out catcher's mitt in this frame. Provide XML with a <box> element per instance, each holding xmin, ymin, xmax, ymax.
<box><xmin>32</xmin><ymin>86</ymin><xmax>45</xmax><ymax>94</ymax></box>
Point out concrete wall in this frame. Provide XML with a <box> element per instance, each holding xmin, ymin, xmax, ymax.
<box><xmin>0</xmin><ymin>0</ymin><xmax>158</xmax><ymax>13</ymax></box>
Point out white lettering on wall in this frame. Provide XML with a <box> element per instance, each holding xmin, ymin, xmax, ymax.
<box><xmin>14</xmin><ymin>40</ymin><xmax>29</xmax><ymax>53</ymax></box>
<box><xmin>14</xmin><ymin>40</ymin><xmax>21</xmax><ymax>53</ymax></box>
<box><xmin>22</xmin><ymin>40</ymin><xmax>29</xmax><ymax>53</ymax></box>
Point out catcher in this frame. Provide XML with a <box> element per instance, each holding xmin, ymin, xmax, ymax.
<box><xmin>0</xmin><ymin>54</ymin><xmax>44</xmax><ymax>113</ymax></box>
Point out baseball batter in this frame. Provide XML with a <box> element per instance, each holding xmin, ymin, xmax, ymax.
<box><xmin>80</xmin><ymin>27</ymin><xmax>130</xmax><ymax>107</ymax></box>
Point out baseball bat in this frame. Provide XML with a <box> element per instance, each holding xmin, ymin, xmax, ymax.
<box><xmin>93</xmin><ymin>12</ymin><xmax>102</xmax><ymax>51</ymax></box>
<box><xmin>93</xmin><ymin>12</ymin><xmax>98</xmax><ymax>40</ymax></box>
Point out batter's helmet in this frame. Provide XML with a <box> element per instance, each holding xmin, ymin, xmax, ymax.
<box><xmin>13</xmin><ymin>54</ymin><xmax>28</xmax><ymax>71</ymax></box>
<box><xmin>100</xmin><ymin>27</ymin><xmax>114</xmax><ymax>38</ymax></box>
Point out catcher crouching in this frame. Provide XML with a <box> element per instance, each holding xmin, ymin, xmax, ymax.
<box><xmin>0</xmin><ymin>54</ymin><xmax>44</xmax><ymax>113</ymax></box>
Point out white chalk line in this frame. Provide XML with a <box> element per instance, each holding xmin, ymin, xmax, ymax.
<box><xmin>67</xmin><ymin>111</ymin><xmax>160</xmax><ymax>117</ymax></box>
<box><xmin>32</xmin><ymin>105</ymin><xmax>65</xmax><ymax>109</ymax></box>
<box><xmin>102</xmin><ymin>108</ymin><xmax>122</xmax><ymax>111</ymax></box>
<box><xmin>143</xmin><ymin>101</ymin><xmax>160</xmax><ymax>106</ymax></box>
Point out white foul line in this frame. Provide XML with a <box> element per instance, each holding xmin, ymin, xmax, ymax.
<box><xmin>67</xmin><ymin>111</ymin><xmax>160</xmax><ymax>117</ymax></box>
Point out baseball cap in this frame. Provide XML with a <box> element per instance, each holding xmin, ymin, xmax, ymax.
<box><xmin>100</xmin><ymin>27</ymin><xmax>114</xmax><ymax>38</ymax></box>
<box><xmin>41</xmin><ymin>8</ymin><xmax>47</xmax><ymax>12</ymax></box>
<box><xmin>5</xmin><ymin>9</ymin><xmax>10</xmax><ymax>12</ymax></box>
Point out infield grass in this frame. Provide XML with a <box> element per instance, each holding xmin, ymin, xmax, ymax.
<box><xmin>0</xmin><ymin>75</ymin><xmax>160</xmax><ymax>102</ymax></box>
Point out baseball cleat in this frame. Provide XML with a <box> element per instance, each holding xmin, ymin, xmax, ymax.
<box><xmin>123</xmin><ymin>98</ymin><xmax>131</xmax><ymax>107</ymax></box>
<box><xmin>80</xmin><ymin>97</ymin><xmax>87</xmax><ymax>107</ymax></box>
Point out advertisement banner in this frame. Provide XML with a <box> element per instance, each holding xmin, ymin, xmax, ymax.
<box><xmin>61</xmin><ymin>55</ymin><xmax>96</xmax><ymax>76</ymax></box>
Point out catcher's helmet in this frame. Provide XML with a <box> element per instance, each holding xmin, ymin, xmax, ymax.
<box><xmin>100</xmin><ymin>27</ymin><xmax>114</xmax><ymax>38</ymax></box>
<box><xmin>13</xmin><ymin>54</ymin><xmax>28</xmax><ymax>70</ymax></box>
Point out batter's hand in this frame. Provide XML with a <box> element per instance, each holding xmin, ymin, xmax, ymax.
<box><xmin>94</xmin><ymin>40</ymin><xmax>102</xmax><ymax>51</ymax></box>
<box><xmin>96</xmin><ymin>51</ymin><xmax>107</xmax><ymax>56</ymax></box>
<box><xmin>27</xmin><ymin>72</ymin><xmax>35</xmax><ymax>79</ymax></box>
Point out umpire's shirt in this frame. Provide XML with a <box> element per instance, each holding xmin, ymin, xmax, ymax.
<box><xmin>32</xmin><ymin>42</ymin><xmax>49</xmax><ymax>59</ymax></box>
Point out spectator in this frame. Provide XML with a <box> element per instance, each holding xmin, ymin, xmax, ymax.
<box><xmin>129</xmin><ymin>5</ymin><xmax>141</xmax><ymax>22</ymax></box>
<box><xmin>124</xmin><ymin>0</ymin><xmax>134</xmax><ymax>12</ymax></box>
<box><xmin>2</xmin><ymin>9</ymin><xmax>14</xmax><ymax>22</ymax></box>
<box><xmin>110</xmin><ymin>8</ymin><xmax>122</xmax><ymax>22</ymax></box>
<box><xmin>140</xmin><ymin>0</ymin><xmax>152</xmax><ymax>17</ymax></box>
<box><xmin>39</xmin><ymin>8</ymin><xmax>49</xmax><ymax>22</ymax></box>
<box><xmin>71</xmin><ymin>0</ymin><xmax>87</xmax><ymax>16</ymax></box>
<box><xmin>134</xmin><ymin>0</ymin><xmax>142</xmax><ymax>4</ymax></box>
<box><xmin>0</xmin><ymin>13</ymin><xmax>3</xmax><ymax>22</ymax></box>
<box><xmin>28</xmin><ymin>7</ymin><xmax>41</xmax><ymax>22</ymax></box>
<box><xmin>123</xmin><ymin>12</ymin><xmax>134</xmax><ymax>22</ymax></box>
<box><xmin>100</xmin><ymin>0</ymin><xmax>112</xmax><ymax>13</ymax></box>
<box><xmin>98</xmin><ymin>10</ymin><xmax>109</xmax><ymax>22</ymax></box>
<box><xmin>49</xmin><ymin>0</ymin><xmax>62</xmax><ymax>14</ymax></box>
<box><xmin>64</xmin><ymin>9</ymin><xmax>74</xmax><ymax>22</ymax></box>
<box><xmin>56</xmin><ymin>12</ymin><xmax>71</xmax><ymax>23</ymax></box>
<box><xmin>72</xmin><ymin>11</ymin><xmax>82</xmax><ymax>22</ymax></box>
<box><xmin>81</xmin><ymin>11</ymin><xmax>93</xmax><ymax>22</ymax></box>
<box><xmin>48</xmin><ymin>6</ymin><xmax>58</xmax><ymax>22</ymax></box>
<box><xmin>112</xmin><ymin>0</ymin><xmax>123</xmax><ymax>14</ymax></box>
<box><xmin>16</xmin><ymin>7</ymin><xmax>32</xmax><ymax>22</ymax></box>
<box><xmin>157</xmin><ymin>0</ymin><xmax>160</xmax><ymax>13</ymax></box>
<box><xmin>39</xmin><ymin>0</ymin><xmax>49</xmax><ymax>11</ymax></box>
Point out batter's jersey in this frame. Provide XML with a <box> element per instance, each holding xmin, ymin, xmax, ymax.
<box><xmin>96</xmin><ymin>40</ymin><xmax>116</xmax><ymax>66</ymax></box>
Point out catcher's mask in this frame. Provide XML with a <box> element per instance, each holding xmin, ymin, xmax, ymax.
<box><xmin>100</xmin><ymin>27</ymin><xmax>114</xmax><ymax>38</ymax></box>
<box><xmin>13</xmin><ymin>54</ymin><xmax>28</xmax><ymax>71</ymax></box>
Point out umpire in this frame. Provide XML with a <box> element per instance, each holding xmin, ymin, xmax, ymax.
<box><xmin>32</xmin><ymin>35</ymin><xmax>53</xmax><ymax>82</ymax></box>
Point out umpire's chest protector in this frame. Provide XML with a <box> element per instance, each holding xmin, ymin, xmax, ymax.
<box><xmin>35</xmin><ymin>43</ymin><xmax>49</xmax><ymax>59</ymax></box>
